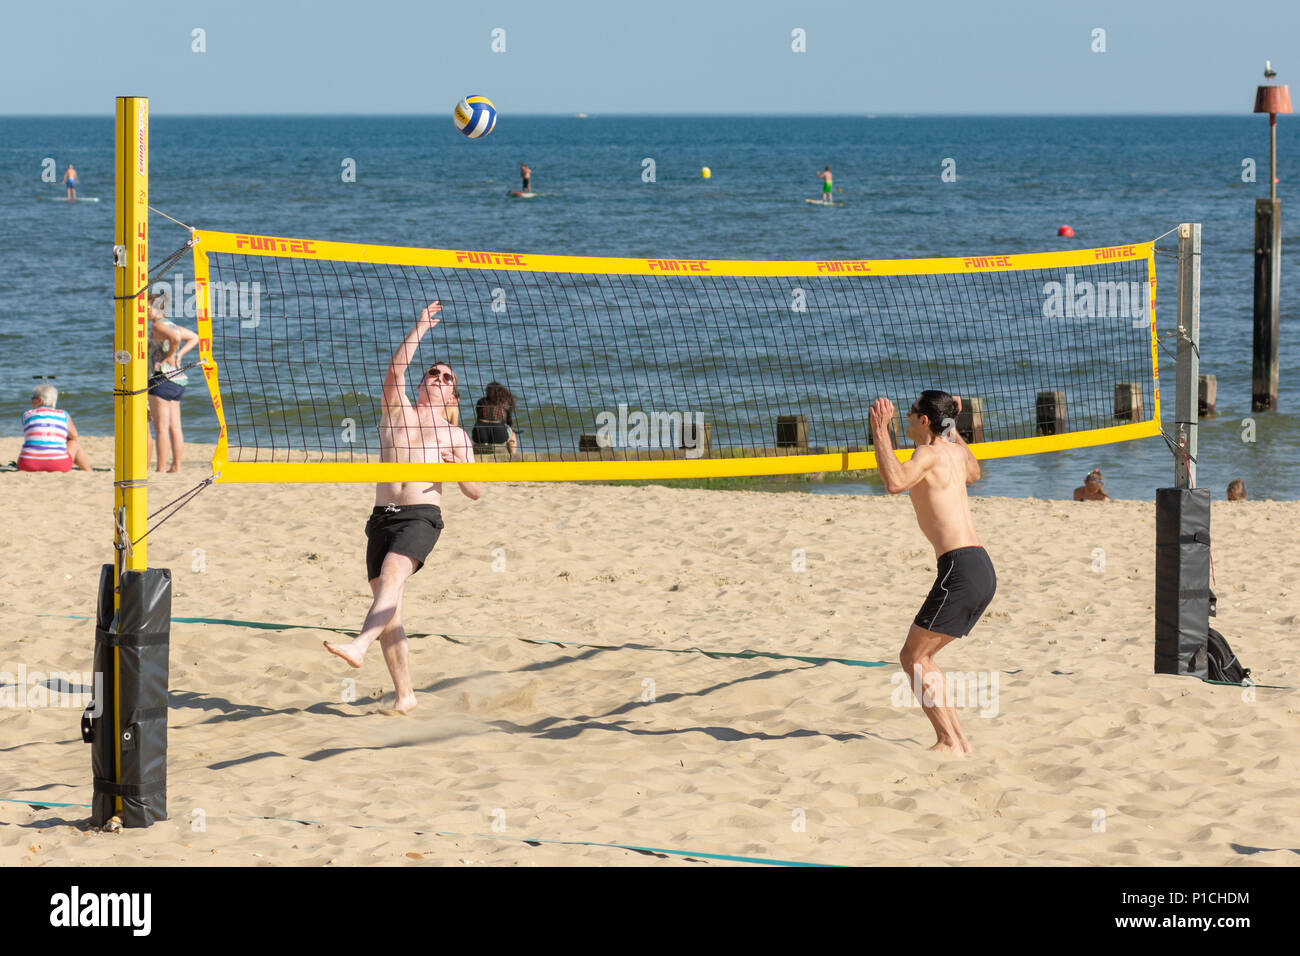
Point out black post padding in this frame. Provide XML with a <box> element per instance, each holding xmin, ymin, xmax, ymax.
<box><xmin>1154</xmin><ymin>488</ymin><xmax>1210</xmax><ymax>678</ymax></box>
<box><xmin>88</xmin><ymin>564</ymin><xmax>170</xmax><ymax>827</ymax></box>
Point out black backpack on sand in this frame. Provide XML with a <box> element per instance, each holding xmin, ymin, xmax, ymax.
<box><xmin>1207</xmin><ymin>627</ymin><xmax>1250</xmax><ymax>684</ymax></box>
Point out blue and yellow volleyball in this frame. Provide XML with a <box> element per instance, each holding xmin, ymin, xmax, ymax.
<box><xmin>453</xmin><ymin>95</ymin><xmax>497</xmax><ymax>139</ymax></box>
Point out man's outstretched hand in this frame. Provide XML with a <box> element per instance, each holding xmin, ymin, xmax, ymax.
<box><xmin>418</xmin><ymin>301</ymin><xmax>442</xmax><ymax>331</ymax></box>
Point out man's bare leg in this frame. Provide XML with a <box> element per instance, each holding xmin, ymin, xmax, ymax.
<box><xmin>325</xmin><ymin>552</ymin><xmax>419</xmax><ymax>711</ymax></box>
<box><xmin>900</xmin><ymin>623</ymin><xmax>971</xmax><ymax>755</ymax></box>
<box><xmin>378</xmin><ymin>622</ymin><xmax>415</xmax><ymax>713</ymax></box>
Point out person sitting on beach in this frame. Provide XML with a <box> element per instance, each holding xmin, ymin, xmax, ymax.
<box><xmin>472</xmin><ymin>381</ymin><xmax>519</xmax><ymax>453</ymax></box>
<box><xmin>1073</xmin><ymin>468</ymin><xmax>1111</xmax><ymax>501</ymax></box>
<box><xmin>870</xmin><ymin>390</ymin><xmax>994</xmax><ymax>756</ymax></box>
<box><xmin>817</xmin><ymin>165</ymin><xmax>833</xmax><ymax>204</ymax></box>
<box><xmin>324</xmin><ymin>301</ymin><xmax>482</xmax><ymax>713</ymax></box>
<box><xmin>62</xmin><ymin>164</ymin><xmax>78</xmax><ymax>200</ymax></box>
<box><xmin>1227</xmin><ymin>479</ymin><xmax>1246</xmax><ymax>501</ymax></box>
<box><xmin>18</xmin><ymin>384</ymin><xmax>91</xmax><ymax>472</ymax></box>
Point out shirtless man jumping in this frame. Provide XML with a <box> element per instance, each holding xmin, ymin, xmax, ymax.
<box><xmin>325</xmin><ymin>301</ymin><xmax>482</xmax><ymax>712</ymax></box>
<box><xmin>870</xmin><ymin>390</ymin><xmax>996</xmax><ymax>755</ymax></box>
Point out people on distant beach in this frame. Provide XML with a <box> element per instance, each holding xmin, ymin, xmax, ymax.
<box><xmin>870</xmin><ymin>390</ymin><xmax>994</xmax><ymax>757</ymax></box>
<box><xmin>18</xmin><ymin>384</ymin><xmax>91</xmax><ymax>472</ymax></box>
<box><xmin>146</xmin><ymin>296</ymin><xmax>188</xmax><ymax>472</ymax></box>
<box><xmin>62</xmin><ymin>164</ymin><xmax>79</xmax><ymax>201</ymax></box>
<box><xmin>472</xmin><ymin>381</ymin><xmax>519</xmax><ymax>453</ymax></box>
<box><xmin>1227</xmin><ymin>479</ymin><xmax>1246</xmax><ymax>501</ymax></box>
<box><xmin>1073</xmin><ymin>468</ymin><xmax>1111</xmax><ymax>501</ymax></box>
<box><xmin>520</xmin><ymin>162</ymin><xmax>532</xmax><ymax>193</ymax></box>
<box><xmin>816</xmin><ymin>165</ymin><xmax>833</xmax><ymax>204</ymax></box>
<box><xmin>324</xmin><ymin>300</ymin><xmax>483</xmax><ymax>713</ymax></box>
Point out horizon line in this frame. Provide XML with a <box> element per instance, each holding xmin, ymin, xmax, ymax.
<box><xmin>0</xmin><ymin>111</ymin><xmax>1272</xmax><ymax>119</ymax></box>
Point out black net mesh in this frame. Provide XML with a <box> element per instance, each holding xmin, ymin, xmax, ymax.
<box><xmin>201</xmin><ymin>248</ymin><xmax>1155</xmax><ymax>466</ymax></box>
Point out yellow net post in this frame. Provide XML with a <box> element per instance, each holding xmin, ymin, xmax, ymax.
<box><xmin>111</xmin><ymin>95</ymin><xmax>149</xmax><ymax>815</ymax></box>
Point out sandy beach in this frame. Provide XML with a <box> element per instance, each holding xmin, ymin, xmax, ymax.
<box><xmin>2</xmin><ymin>435</ymin><xmax>1297</xmax><ymax>866</ymax></box>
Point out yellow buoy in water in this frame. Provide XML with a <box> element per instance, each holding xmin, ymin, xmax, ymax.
<box><xmin>701</xmin><ymin>167</ymin><xmax>711</xmax><ymax>179</ymax></box>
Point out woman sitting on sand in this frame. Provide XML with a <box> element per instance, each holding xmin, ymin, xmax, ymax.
<box><xmin>18</xmin><ymin>384</ymin><xmax>91</xmax><ymax>472</ymax></box>
<box><xmin>472</xmin><ymin>381</ymin><xmax>519</xmax><ymax>453</ymax></box>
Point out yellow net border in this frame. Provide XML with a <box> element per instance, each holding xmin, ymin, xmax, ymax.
<box><xmin>192</xmin><ymin>230</ymin><xmax>1160</xmax><ymax>483</ymax></box>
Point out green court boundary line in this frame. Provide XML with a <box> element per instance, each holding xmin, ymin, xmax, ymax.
<box><xmin>0</xmin><ymin>798</ymin><xmax>835</xmax><ymax>867</ymax></box>
<box><xmin>34</xmin><ymin>612</ymin><xmax>1296</xmax><ymax>687</ymax></box>
<box><xmin>40</xmin><ymin>613</ymin><xmax>893</xmax><ymax>670</ymax></box>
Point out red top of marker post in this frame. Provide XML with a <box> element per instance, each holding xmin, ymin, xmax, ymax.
<box><xmin>1254</xmin><ymin>85</ymin><xmax>1292</xmax><ymax>115</ymax></box>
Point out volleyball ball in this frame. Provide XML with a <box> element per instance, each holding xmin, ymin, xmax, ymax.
<box><xmin>454</xmin><ymin>95</ymin><xmax>497</xmax><ymax>139</ymax></box>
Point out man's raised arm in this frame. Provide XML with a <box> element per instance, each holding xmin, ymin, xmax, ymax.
<box><xmin>383</xmin><ymin>301</ymin><xmax>441</xmax><ymax>411</ymax></box>
<box><xmin>947</xmin><ymin>396</ymin><xmax>981</xmax><ymax>484</ymax></box>
<box><xmin>870</xmin><ymin>397</ymin><xmax>935</xmax><ymax>494</ymax></box>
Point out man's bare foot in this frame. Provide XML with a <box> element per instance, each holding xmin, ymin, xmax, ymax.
<box><xmin>324</xmin><ymin>640</ymin><xmax>365</xmax><ymax>668</ymax></box>
<box><xmin>929</xmin><ymin>740</ymin><xmax>966</xmax><ymax>756</ymax></box>
<box><xmin>381</xmin><ymin>694</ymin><xmax>417</xmax><ymax>715</ymax></box>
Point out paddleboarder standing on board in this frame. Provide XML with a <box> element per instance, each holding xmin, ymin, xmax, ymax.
<box><xmin>520</xmin><ymin>162</ymin><xmax>531</xmax><ymax>194</ymax></box>
<box><xmin>62</xmin><ymin>164</ymin><xmax>79</xmax><ymax>201</ymax></box>
<box><xmin>816</xmin><ymin>166</ymin><xmax>832</xmax><ymax>204</ymax></box>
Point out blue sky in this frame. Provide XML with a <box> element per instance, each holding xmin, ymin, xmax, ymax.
<box><xmin>2</xmin><ymin>0</ymin><xmax>1297</xmax><ymax>114</ymax></box>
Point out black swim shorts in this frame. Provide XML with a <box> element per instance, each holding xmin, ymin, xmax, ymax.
<box><xmin>365</xmin><ymin>504</ymin><xmax>443</xmax><ymax>580</ymax></box>
<box><xmin>147</xmin><ymin>373</ymin><xmax>184</xmax><ymax>402</ymax></box>
<box><xmin>913</xmin><ymin>546</ymin><xmax>997</xmax><ymax>638</ymax></box>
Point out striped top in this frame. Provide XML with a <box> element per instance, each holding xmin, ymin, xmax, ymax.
<box><xmin>20</xmin><ymin>407</ymin><xmax>71</xmax><ymax>460</ymax></box>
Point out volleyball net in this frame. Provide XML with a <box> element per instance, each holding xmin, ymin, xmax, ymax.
<box><xmin>191</xmin><ymin>229</ymin><xmax>1160</xmax><ymax>483</ymax></box>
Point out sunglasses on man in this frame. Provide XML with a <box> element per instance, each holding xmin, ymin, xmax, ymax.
<box><xmin>426</xmin><ymin>367</ymin><xmax>456</xmax><ymax>384</ymax></box>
